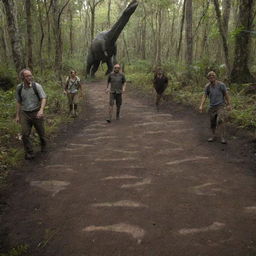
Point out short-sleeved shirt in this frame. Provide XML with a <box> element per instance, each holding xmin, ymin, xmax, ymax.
<box><xmin>205</xmin><ymin>81</ymin><xmax>227</xmax><ymax>107</ymax></box>
<box><xmin>16</xmin><ymin>82</ymin><xmax>47</xmax><ymax>111</ymax></box>
<box><xmin>108</xmin><ymin>72</ymin><xmax>126</xmax><ymax>94</ymax></box>
<box><xmin>66</xmin><ymin>76</ymin><xmax>80</xmax><ymax>93</ymax></box>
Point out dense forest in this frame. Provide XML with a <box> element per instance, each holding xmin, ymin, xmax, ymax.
<box><xmin>0</xmin><ymin>0</ymin><xmax>256</xmax><ymax>82</ymax></box>
<box><xmin>0</xmin><ymin>0</ymin><xmax>255</xmax><ymax>173</ymax></box>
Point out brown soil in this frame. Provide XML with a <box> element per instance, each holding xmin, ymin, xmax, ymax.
<box><xmin>1</xmin><ymin>80</ymin><xmax>256</xmax><ymax>256</ymax></box>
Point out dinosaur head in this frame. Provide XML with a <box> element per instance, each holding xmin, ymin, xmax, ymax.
<box><xmin>106</xmin><ymin>0</ymin><xmax>138</xmax><ymax>44</ymax></box>
<box><xmin>124</xmin><ymin>0</ymin><xmax>139</xmax><ymax>16</ymax></box>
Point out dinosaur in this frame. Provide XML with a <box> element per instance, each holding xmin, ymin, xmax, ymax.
<box><xmin>85</xmin><ymin>0</ymin><xmax>138</xmax><ymax>77</ymax></box>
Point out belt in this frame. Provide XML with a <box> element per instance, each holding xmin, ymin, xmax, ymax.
<box><xmin>23</xmin><ymin>108</ymin><xmax>40</xmax><ymax>113</ymax></box>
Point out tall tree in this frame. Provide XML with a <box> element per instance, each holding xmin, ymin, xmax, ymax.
<box><xmin>52</xmin><ymin>0</ymin><xmax>71</xmax><ymax>82</ymax></box>
<box><xmin>2</xmin><ymin>0</ymin><xmax>25</xmax><ymax>73</ymax></box>
<box><xmin>154</xmin><ymin>7</ymin><xmax>162</xmax><ymax>66</ymax></box>
<box><xmin>176</xmin><ymin>0</ymin><xmax>186</xmax><ymax>61</ymax></box>
<box><xmin>36</xmin><ymin>0</ymin><xmax>44</xmax><ymax>73</ymax></box>
<box><xmin>107</xmin><ymin>0</ymin><xmax>111</xmax><ymax>27</ymax></box>
<box><xmin>231</xmin><ymin>0</ymin><xmax>255</xmax><ymax>83</ymax></box>
<box><xmin>25</xmin><ymin>0</ymin><xmax>33</xmax><ymax>70</ymax></box>
<box><xmin>185</xmin><ymin>0</ymin><xmax>193</xmax><ymax>75</ymax></box>
<box><xmin>68</xmin><ymin>4</ymin><xmax>74</xmax><ymax>57</ymax></box>
<box><xmin>213</xmin><ymin>0</ymin><xmax>231</xmax><ymax>77</ymax></box>
<box><xmin>222</xmin><ymin>0</ymin><xmax>231</xmax><ymax>36</ymax></box>
<box><xmin>88</xmin><ymin>0</ymin><xmax>104</xmax><ymax>42</ymax></box>
<box><xmin>44</xmin><ymin>0</ymin><xmax>53</xmax><ymax>58</ymax></box>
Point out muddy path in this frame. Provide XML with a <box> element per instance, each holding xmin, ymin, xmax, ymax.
<box><xmin>1</xmin><ymin>80</ymin><xmax>256</xmax><ymax>256</ymax></box>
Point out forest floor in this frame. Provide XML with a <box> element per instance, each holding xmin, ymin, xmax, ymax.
<box><xmin>1</xmin><ymin>80</ymin><xmax>256</xmax><ymax>256</ymax></box>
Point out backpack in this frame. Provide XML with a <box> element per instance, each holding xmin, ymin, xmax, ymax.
<box><xmin>18</xmin><ymin>82</ymin><xmax>40</xmax><ymax>102</ymax></box>
<box><xmin>65</xmin><ymin>76</ymin><xmax>79</xmax><ymax>91</ymax></box>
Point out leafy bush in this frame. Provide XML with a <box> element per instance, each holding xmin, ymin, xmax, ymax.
<box><xmin>127</xmin><ymin>60</ymin><xmax>256</xmax><ymax>131</ymax></box>
<box><xmin>0</xmin><ymin>70</ymin><xmax>75</xmax><ymax>185</ymax></box>
<box><xmin>0</xmin><ymin>244</ymin><xmax>29</xmax><ymax>256</ymax></box>
<box><xmin>0</xmin><ymin>65</ymin><xmax>16</xmax><ymax>91</ymax></box>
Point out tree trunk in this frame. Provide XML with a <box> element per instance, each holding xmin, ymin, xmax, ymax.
<box><xmin>52</xmin><ymin>0</ymin><xmax>61</xmax><ymax>78</ymax></box>
<box><xmin>2</xmin><ymin>0</ymin><xmax>25</xmax><ymax>73</ymax></box>
<box><xmin>185</xmin><ymin>0</ymin><xmax>193</xmax><ymax>75</ymax></box>
<box><xmin>169</xmin><ymin>4</ymin><xmax>177</xmax><ymax>58</ymax></box>
<box><xmin>123</xmin><ymin>33</ymin><xmax>130</xmax><ymax>65</ymax></box>
<box><xmin>36</xmin><ymin>0</ymin><xmax>44</xmax><ymax>73</ymax></box>
<box><xmin>69</xmin><ymin>6</ymin><xmax>74</xmax><ymax>57</ymax></box>
<box><xmin>0</xmin><ymin>27</ymin><xmax>8</xmax><ymax>65</ymax></box>
<box><xmin>90</xmin><ymin>6</ymin><xmax>95</xmax><ymax>42</ymax></box>
<box><xmin>84</xmin><ymin>7</ymin><xmax>90</xmax><ymax>52</ymax></box>
<box><xmin>107</xmin><ymin>0</ymin><xmax>111</xmax><ymax>27</ymax></box>
<box><xmin>213</xmin><ymin>0</ymin><xmax>231</xmax><ymax>77</ymax></box>
<box><xmin>222</xmin><ymin>0</ymin><xmax>231</xmax><ymax>36</ymax></box>
<box><xmin>200</xmin><ymin>18</ymin><xmax>209</xmax><ymax>58</ymax></box>
<box><xmin>231</xmin><ymin>0</ymin><xmax>255</xmax><ymax>83</ymax></box>
<box><xmin>52</xmin><ymin>0</ymin><xmax>71</xmax><ymax>83</ymax></box>
<box><xmin>25</xmin><ymin>0</ymin><xmax>33</xmax><ymax>70</ymax></box>
<box><xmin>89</xmin><ymin>0</ymin><xmax>104</xmax><ymax>42</ymax></box>
<box><xmin>176</xmin><ymin>0</ymin><xmax>186</xmax><ymax>61</ymax></box>
<box><xmin>44</xmin><ymin>0</ymin><xmax>52</xmax><ymax>59</ymax></box>
<box><xmin>141</xmin><ymin>13</ymin><xmax>147</xmax><ymax>59</ymax></box>
<box><xmin>155</xmin><ymin>8</ymin><xmax>162</xmax><ymax>66</ymax></box>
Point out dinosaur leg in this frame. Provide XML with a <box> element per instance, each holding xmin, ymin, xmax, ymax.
<box><xmin>91</xmin><ymin>61</ymin><xmax>100</xmax><ymax>77</ymax></box>
<box><xmin>105</xmin><ymin>58</ymin><xmax>114</xmax><ymax>75</ymax></box>
<box><xmin>85</xmin><ymin>63</ymin><xmax>92</xmax><ymax>78</ymax></box>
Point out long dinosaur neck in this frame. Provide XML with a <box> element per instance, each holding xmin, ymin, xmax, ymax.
<box><xmin>106</xmin><ymin>2</ymin><xmax>138</xmax><ymax>44</ymax></box>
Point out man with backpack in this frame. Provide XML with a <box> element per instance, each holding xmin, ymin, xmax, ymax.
<box><xmin>16</xmin><ymin>69</ymin><xmax>47</xmax><ymax>160</ymax></box>
<box><xmin>199</xmin><ymin>71</ymin><xmax>232</xmax><ymax>144</ymax></box>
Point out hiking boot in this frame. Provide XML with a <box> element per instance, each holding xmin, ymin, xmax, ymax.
<box><xmin>207</xmin><ymin>137</ymin><xmax>216</xmax><ymax>142</ymax></box>
<box><xmin>25</xmin><ymin>152</ymin><xmax>35</xmax><ymax>160</ymax></box>
<box><xmin>221</xmin><ymin>137</ymin><xmax>227</xmax><ymax>144</ymax></box>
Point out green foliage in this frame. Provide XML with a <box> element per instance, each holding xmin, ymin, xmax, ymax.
<box><xmin>127</xmin><ymin>61</ymin><xmax>256</xmax><ymax>131</ymax></box>
<box><xmin>62</xmin><ymin>57</ymin><xmax>85</xmax><ymax>75</ymax></box>
<box><xmin>0</xmin><ymin>244</ymin><xmax>29</xmax><ymax>256</ymax></box>
<box><xmin>0</xmin><ymin>70</ymin><xmax>75</xmax><ymax>186</ymax></box>
<box><xmin>0</xmin><ymin>65</ymin><xmax>16</xmax><ymax>91</ymax></box>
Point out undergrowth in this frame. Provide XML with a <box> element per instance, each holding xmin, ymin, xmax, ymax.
<box><xmin>126</xmin><ymin>60</ymin><xmax>256</xmax><ymax>131</ymax></box>
<box><xmin>0</xmin><ymin>68</ymin><xmax>81</xmax><ymax>186</ymax></box>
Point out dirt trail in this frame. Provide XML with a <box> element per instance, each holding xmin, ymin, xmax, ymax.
<box><xmin>1</xmin><ymin>80</ymin><xmax>256</xmax><ymax>256</ymax></box>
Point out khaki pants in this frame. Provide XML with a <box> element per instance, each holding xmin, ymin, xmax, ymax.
<box><xmin>209</xmin><ymin>105</ymin><xmax>227</xmax><ymax>129</ymax></box>
<box><xmin>20</xmin><ymin>110</ymin><xmax>46</xmax><ymax>153</ymax></box>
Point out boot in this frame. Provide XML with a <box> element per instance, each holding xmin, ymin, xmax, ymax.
<box><xmin>74</xmin><ymin>104</ymin><xmax>78</xmax><ymax>117</ymax></box>
<box><xmin>69</xmin><ymin>104</ymin><xmax>73</xmax><ymax>115</ymax></box>
<box><xmin>116</xmin><ymin>107</ymin><xmax>120</xmax><ymax>120</ymax></box>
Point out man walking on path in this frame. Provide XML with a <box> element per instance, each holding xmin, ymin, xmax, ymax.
<box><xmin>105</xmin><ymin>64</ymin><xmax>126</xmax><ymax>123</ymax></box>
<box><xmin>199</xmin><ymin>71</ymin><xmax>232</xmax><ymax>144</ymax></box>
<box><xmin>16</xmin><ymin>69</ymin><xmax>47</xmax><ymax>160</ymax></box>
<box><xmin>64</xmin><ymin>70</ymin><xmax>81</xmax><ymax>117</ymax></box>
<box><xmin>153</xmin><ymin>68</ymin><xmax>168</xmax><ymax>111</ymax></box>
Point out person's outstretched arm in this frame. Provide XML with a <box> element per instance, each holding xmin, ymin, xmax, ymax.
<box><xmin>199</xmin><ymin>94</ymin><xmax>207</xmax><ymax>112</ymax></box>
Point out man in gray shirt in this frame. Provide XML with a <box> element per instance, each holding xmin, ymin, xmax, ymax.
<box><xmin>199</xmin><ymin>71</ymin><xmax>232</xmax><ymax>144</ymax></box>
<box><xmin>105</xmin><ymin>64</ymin><xmax>126</xmax><ymax>123</ymax></box>
<box><xmin>16</xmin><ymin>69</ymin><xmax>47</xmax><ymax>159</ymax></box>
